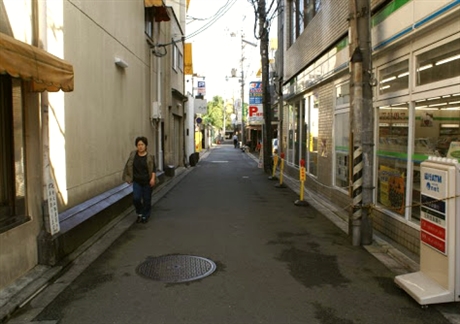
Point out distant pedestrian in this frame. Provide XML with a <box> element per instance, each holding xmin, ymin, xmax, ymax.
<box><xmin>122</xmin><ymin>136</ymin><xmax>156</xmax><ymax>223</ymax></box>
<box><xmin>233</xmin><ymin>134</ymin><xmax>238</xmax><ymax>148</ymax></box>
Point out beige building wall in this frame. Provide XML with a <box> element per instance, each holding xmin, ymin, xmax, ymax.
<box><xmin>0</xmin><ymin>0</ymin><xmax>45</xmax><ymax>288</ymax></box>
<box><xmin>0</xmin><ymin>0</ymin><xmax>186</xmax><ymax>289</ymax></box>
<box><xmin>49</xmin><ymin>0</ymin><xmax>154</xmax><ymax>209</ymax></box>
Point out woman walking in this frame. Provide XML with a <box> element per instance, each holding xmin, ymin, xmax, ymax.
<box><xmin>123</xmin><ymin>136</ymin><xmax>156</xmax><ymax>223</ymax></box>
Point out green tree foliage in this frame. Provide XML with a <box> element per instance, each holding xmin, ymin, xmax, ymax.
<box><xmin>203</xmin><ymin>96</ymin><xmax>224</xmax><ymax>129</ymax></box>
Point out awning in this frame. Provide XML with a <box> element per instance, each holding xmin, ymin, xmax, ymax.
<box><xmin>144</xmin><ymin>0</ymin><xmax>163</xmax><ymax>7</ymax></box>
<box><xmin>0</xmin><ymin>32</ymin><xmax>74</xmax><ymax>92</ymax></box>
<box><xmin>144</xmin><ymin>0</ymin><xmax>170</xmax><ymax>22</ymax></box>
<box><xmin>184</xmin><ymin>43</ymin><xmax>193</xmax><ymax>75</ymax></box>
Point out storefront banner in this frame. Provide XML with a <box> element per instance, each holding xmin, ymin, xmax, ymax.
<box><xmin>248</xmin><ymin>104</ymin><xmax>264</xmax><ymax>125</ymax></box>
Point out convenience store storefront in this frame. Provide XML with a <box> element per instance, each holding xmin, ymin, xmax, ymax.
<box><xmin>374</xmin><ymin>14</ymin><xmax>460</xmax><ymax>235</ymax></box>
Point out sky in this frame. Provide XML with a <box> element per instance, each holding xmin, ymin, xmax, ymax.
<box><xmin>185</xmin><ymin>0</ymin><xmax>262</xmax><ymax>102</ymax></box>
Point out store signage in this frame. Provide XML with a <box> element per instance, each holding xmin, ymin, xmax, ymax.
<box><xmin>420</xmin><ymin>168</ymin><xmax>448</xmax><ymax>254</ymax></box>
<box><xmin>47</xmin><ymin>181</ymin><xmax>60</xmax><ymax>235</ymax></box>
<box><xmin>197</xmin><ymin>81</ymin><xmax>206</xmax><ymax>95</ymax></box>
<box><xmin>249</xmin><ymin>81</ymin><xmax>262</xmax><ymax>104</ymax></box>
<box><xmin>194</xmin><ymin>99</ymin><xmax>207</xmax><ymax>114</ymax></box>
<box><xmin>248</xmin><ymin>105</ymin><xmax>264</xmax><ymax>125</ymax></box>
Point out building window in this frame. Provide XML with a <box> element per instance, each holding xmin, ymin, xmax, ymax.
<box><xmin>334</xmin><ymin>82</ymin><xmax>350</xmax><ymax>191</ymax></box>
<box><xmin>289</xmin><ymin>0</ymin><xmax>321</xmax><ymax>46</ymax></box>
<box><xmin>304</xmin><ymin>0</ymin><xmax>321</xmax><ymax>28</ymax></box>
<box><xmin>303</xmin><ymin>93</ymin><xmax>318</xmax><ymax>176</ymax></box>
<box><xmin>286</xmin><ymin>104</ymin><xmax>296</xmax><ymax>164</ymax></box>
<box><xmin>172</xmin><ymin>43</ymin><xmax>178</xmax><ymax>72</ymax></box>
<box><xmin>145</xmin><ymin>8</ymin><xmax>154</xmax><ymax>39</ymax></box>
<box><xmin>378</xmin><ymin>59</ymin><xmax>409</xmax><ymax>96</ymax></box>
<box><xmin>298</xmin><ymin>0</ymin><xmax>305</xmax><ymax>36</ymax></box>
<box><xmin>377</xmin><ymin>105</ymin><xmax>409</xmax><ymax>218</ymax></box>
<box><xmin>0</xmin><ymin>76</ymin><xmax>27</xmax><ymax>232</ymax></box>
<box><xmin>416</xmin><ymin>38</ymin><xmax>460</xmax><ymax>87</ymax></box>
<box><xmin>289</xmin><ymin>0</ymin><xmax>298</xmax><ymax>45</ymax></box>
<box><xmin>412</xmin><ymin>94</ymin><xmax>460</xmax><ymax>220</ymax></box>
<box><xmin>178</xmin><ymin>51</ymin><xmax>183</xmax><ymax>73</ymax></box>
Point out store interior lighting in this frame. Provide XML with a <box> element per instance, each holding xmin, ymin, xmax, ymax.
<box><xmin>435</xmin><ymin>54</ymin><xmax>460</xmax><ymax>65</ymax></box>
<box><xmin>417</xmin><ymin>64</ymin><xmax>433</xmax><ymax>71</ymax></box>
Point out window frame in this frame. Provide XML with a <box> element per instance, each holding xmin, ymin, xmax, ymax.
<box><xmin>0</xmin><ymin>75</ymin><xmax>29</xmax><ymax>233</ymax></box>
<box><xmin>376</xmin><ymin>55</ymin><xmax>410</xmax><ymax>101</ymax></box>
<box><xmin>333</xmin><ymin>80</ymin><xmax>350</xmax><ymax>193</ymax></box>
<box><xmin>145</xmin><ymin>8</ymin><xmax>154</xmax><ymax>39</ymax></box>
<box><xmin>413</xmin><ymin>35</ymin><xmax>460</xmax><ymax>94</ymax></box>
<box><xmin>172</xmin><ymin>43</ymin><xmax>178</xmax><ymax>72</ymax></box>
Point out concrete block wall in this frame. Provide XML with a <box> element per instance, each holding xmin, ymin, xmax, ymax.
<box><xmin>372</xmin><ymin>211</ymin><xmax>420</xmax><ymax>255</ymax></box>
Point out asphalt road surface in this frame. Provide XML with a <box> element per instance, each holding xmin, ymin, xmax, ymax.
<box><xmin>11</xmin><ymin>144</ymin><xmax>455</xmax><ymax>324</ymax></box>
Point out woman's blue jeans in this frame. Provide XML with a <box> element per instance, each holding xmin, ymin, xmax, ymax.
<box><xmin>133</xmin><ymin>182</ymin><xmax>152</xmax><ymax>219</ymax></box>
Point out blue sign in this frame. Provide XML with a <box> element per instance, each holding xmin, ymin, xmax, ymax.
<box><xmin>249</xmin><ymin>81</ymin><xmax>262</xmax><ymax>104</ymax></box>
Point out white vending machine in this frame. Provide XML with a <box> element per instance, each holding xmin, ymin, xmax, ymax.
<box><xmin>395</xmin><ymin>157</ymin><xmax>460</xmax><ymax>305</ymax></box>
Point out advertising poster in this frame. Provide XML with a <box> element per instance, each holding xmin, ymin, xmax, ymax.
<box><xmin>248</xmin><ymin>81</ymin><xmax>263</xmax><ymax>125</ymax></box>
<box><xmin>379</xmin><ymin>165</ymin><xmax>405</xmax><ymax>215</ymax></box>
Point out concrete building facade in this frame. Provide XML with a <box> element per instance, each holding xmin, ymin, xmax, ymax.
<box><xmin>279</xmin><ymin>0</ymin><xmax>460</xmax><ymax>255</ymax></box>
<box><xmin>0</xmin><ymin>0</ymin><xmax>186</xmax><ymax>290</ymax></box>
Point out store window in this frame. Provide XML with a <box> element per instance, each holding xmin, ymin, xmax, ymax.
<box><xmin>287</xmin><ymin>104</ymin><xmax>296</xmax><ymax>164</ymax></box>
<box><xmin>412</xmin><ymin>93</ymin><xmax>460</xmax><ymax>221</ymax></box>
<box><xmin>0</xmin><ymin>76</ymin><xmax>27</xmax><ymax>232</ymax></box>
<box><xmin>304</xmin><ymin>94</ymin><xmax>318</xmax><ymax>176</ymax></box>
<box><xmin>334</xmin><ymin>82</ymin><xmax>350</xmax><ymax>190</ymax></box>
<box><xmin>377</xmin><ymin>105</ymin><xmax>409</xmax><ymax>217</ymax></box>
<box><xmin>378</xmin><ymin>59</ymin><xmax>409</xmax><ymax>95</ymax></box>
<box><xmin>416</xmin><ymin>38</ymin><xmax>460</xmax><ymax>86</ymax></box>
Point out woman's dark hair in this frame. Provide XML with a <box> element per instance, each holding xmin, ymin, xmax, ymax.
<box><xmin>135</xmin><ymin>136</ymin><xmax>148</xmax><ymax>146</ymax></box>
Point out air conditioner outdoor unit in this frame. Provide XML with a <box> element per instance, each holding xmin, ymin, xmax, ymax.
<box><xmin>151</xmin><ymin>101</ymin><xmax>162</xmax><ymax>120</ymax></box>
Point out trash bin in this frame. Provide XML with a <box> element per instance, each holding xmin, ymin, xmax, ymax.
<box><xmin>189</xmin><ymin>153</ymin><xmax>199</xmax><ymax>167</ymax></box>
<box><xmin>165</xmin><ymin>165</ymin><xmax>175</xmax><ymax>177</ymax></box>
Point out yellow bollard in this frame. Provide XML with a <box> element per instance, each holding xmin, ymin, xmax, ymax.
<box><xmin>294</xmin><ymin>160</ymin><xmax>308</xmax><ymax>206</ymax></box>
<box><xmin>269</xmin><ymin>154</ymin><xmax>279</xmax><ymax>180</ymax></box>
<box><xmin>275</xmin><ymin>152</ymin><xmax>287</xmax><ymax>188</ymax></box>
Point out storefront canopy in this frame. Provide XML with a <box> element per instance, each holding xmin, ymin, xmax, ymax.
<box><xmin>144</xmin><ymin>0</ymin><xmax>170</xmax><ymax>22</ymax></box>
<box><xmin>0</xmin><ymin>33</ymin><xmax>74</xmax><ymax>92</ymax></box>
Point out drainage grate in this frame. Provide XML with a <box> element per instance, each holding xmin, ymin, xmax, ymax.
<box><xmin>136</xmin><ymin>255</ymin><xmax>217</xmax><ymax>283</ymax></box>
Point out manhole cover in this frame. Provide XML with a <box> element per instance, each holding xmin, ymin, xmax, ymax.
<box><xmin>136</xmin><ymin>255</ymin><xmax>217</xmax><ymax>283</ymax></box>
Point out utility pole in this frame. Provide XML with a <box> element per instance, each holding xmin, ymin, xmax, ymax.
<box><xmin>258</xmin><ymin>0</ymin><xmax>272</xmax><ymax>173</ymax></box>
<box><xmin>349</xmin><ymin>0</ymin><xmax>373</xmax><ymax>246</ymax></box>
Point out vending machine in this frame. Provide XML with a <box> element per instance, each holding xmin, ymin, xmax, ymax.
<box><xmin>395</xmin><ymin>157</ymin><xmax>460</xmax><ymax>305</ymax></box>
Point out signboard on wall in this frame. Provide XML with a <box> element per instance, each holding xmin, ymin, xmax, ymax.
<box><xmin>194</xmin><ymin>99</ymin><xmax>207</xmax><ymax>114</ymax></box>
<box><xmin>249</xmin><ymin>81</ymin><xmax>263</xmax><ymax>125</ymax></box>
<box><xmin>249</xmin><ymin>81</ymin><xmax>262</xmax><ymax>104</ymax></box>
<box><xmin>248</xmin><ymin>105</ymin><xmax>264</xmax><ymax>125</ymax></box>
<box><xmin>197</xmin><ymin>80</ymin><xmax>206</xmax><ymax>95</ymax></box>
